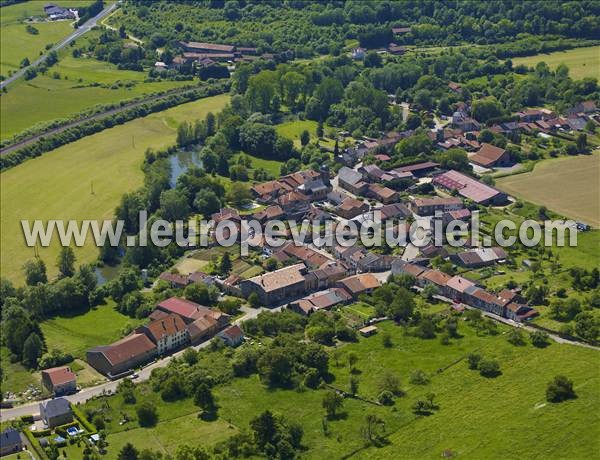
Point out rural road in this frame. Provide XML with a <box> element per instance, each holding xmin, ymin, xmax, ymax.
<box><xmin>0</xmin><ymin>305</ymin><xmax>273</xmax><ymax>422</ymax></box>
<box><xmin>0</xmin><ymin>2</ymin><xmax>119</xmax><ymax>89</ymax></box>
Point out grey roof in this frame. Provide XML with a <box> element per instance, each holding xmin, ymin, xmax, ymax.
<box><xmin>338</xmin><ymin>167</ymin><xmax>363</xmax><ymax>186</ymax></box>
<box><xmin>1</xmin><ymin>428</ymin><xmax>21</xmax><ymax>446</ymax></box>
<box><xmin>41</xmin><ymin>397</ymin><xmax>71</xmax><ymax>418</ymax></box>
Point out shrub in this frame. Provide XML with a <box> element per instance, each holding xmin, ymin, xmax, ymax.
<box><xmin>467</xmin><ymin>352</ymin><xmax>482</xmax><ymax>370</ymax></box>
<box><xmin>546</xmin><ymin>375</ymin><xmax>576</xmax><ymax>403</ymax></box>
<box><xmin>137</xmin><ymin>402</ymin><xmax>158</xmax><ymax>427</ymax></box>
<box><xmin>478</xmin><ymin>359</ymin><xmax>501</xmax><ymax>378</ymax></box>
<box><xmin>409</xmin><ymin>369</ymin><xmax>430</xmax><ymax>385</ymax></box>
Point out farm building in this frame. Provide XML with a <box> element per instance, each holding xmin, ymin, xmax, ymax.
<box><xmin>433</xmin><ymin>170</ymin><xmax>508</xmax><ymax>205</ymax></box>
<box><xmin>240</xmin><ymin>263</ymin><xmax>309</xmax><ymax>306</ymax></box>
<box><xmin>87</xmin><ymin>333</ymin><xmax>157</xmax><ymax>378</ymax></box>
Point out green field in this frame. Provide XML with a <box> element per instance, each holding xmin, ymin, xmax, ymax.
<box><xmin>497</xmin><ymin>154</ymin><xmax>600</xmax><ymax>227</ymax></box>
<box><xmin>0</xmin><ymin>1</ymin><xmax>91</xmax><ymax>76</ymax></box>
<box><xmin>78</xmin><ymin>317</ymin><xmax>599</xmax><ymax>458</ymax></box>
<box><xmin>0</xmin><ymin>346</ymin><xmax>38</xmax><ymax>394</ymax></box>
<box><xmin>512</xmin><ymin>46</ymin><xmax>600</xmax><ymax>80</ymax></box>
<box><xmin>1</xmin><ymin>55</ymin><xmax>193</xmax><ymax>140</ymax></box>
<box><xmin>0</xmin><ymin>93</ymin><xmax>230</xmax><ymax>285</ymax></box>
<box><xmin>40</xmin><ymin>300</ymin><xmax>143</xmax><ymax>358</ymax></box>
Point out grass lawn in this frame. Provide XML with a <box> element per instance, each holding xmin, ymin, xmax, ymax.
<box><xmin>0</xmin><ymin>93</ymin><xmax>230</xmax><ymax>285</ymax></box>
<box><xmin>0</xmin><ymin>1</ymin><xmax>88</xmax><ymax>76</ymax></box>
<box><xmin>497</xmin><ymin>153</ymin><xmax>600</xmax><ymax>227</ymax></box>
<box><xmin>512</xmin><ymin>45</ymin><xmax>600</xmax><ymax>80</ymax></box>
<box><xmin>0</xmin><ymin>346</ymin><xmax>38</xmax><ymax>395</ymax></box>
<box><xmin>40</xmin><ymin>300</ymin><xmax>143</xmax><ymax>358</ymax></box>
<box><xmin>1</xmin><ymin>57</ymin><xmax>193</xmax><ymax>140</ymax></box>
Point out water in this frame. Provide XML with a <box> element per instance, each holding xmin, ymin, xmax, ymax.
<box><xmin>95</xmin><ymin>264</ymin><xmax>120</xmax><ymax>286</ymax></box>
<box><xmin>169</xmin><ymin>149</ymin><xmax>203</xmax><ymax>187</ymax></box>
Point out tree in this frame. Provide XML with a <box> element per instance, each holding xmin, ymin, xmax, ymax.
<box><xmin>226</xmin><ymin>182</ymin><xmax>252</xmax><ymax>207</ymax></box>
<box><xmin>250</xmin><ymin>410</ymin><xmax>277</xmax><ymax>449</ymax></box>
<box><xmin>159</xmin><ymin>189</ymin><xmax>190</xmax><ymax>221</ymax></box>
<box><xmin>574</xmin><ymin>312</ymin><xmax>598</xmax><ymax>341</ymax></box>
<box><xmin>576</xmin><ymin>133</ymin><xmax>587</xmax><ymax>153</ymax></box>
<box><xmin>194</xmin><ymin>383</ymin><xmax>216</xmax><ymax>414</ymax></box>
<box><xmin>282</xmin><ymin>71</ymin><xmax>305</xmax><ymax>108</ymax></box>
<box><xmin>360</xmin><ymin>414</ymin><xmax>386</xmax><ymax>444</ymax></box>
<box><xmin>467</xmin><ymin>352</ymin><xmax>482</xmax><ymax>370</ymax></box>
<box><xmin>136</xmin><ymin>402</ymin><xmax>158</xmax><ymax>427</ymax></box>
<box><xmin>507</xmin><ymin>328</ymin><xmax>526</xmax><ymax>346</ymax></box>
<box><xmin>471</xmin><ymin>97</ymin><xmax>503</xmax><ymax>122</ymax></box>
<box><xmin>219</xmin><ymin>252</ymin><xmax>232</xmax><ymax>275</ymax></box>
<box><xmin>23</xmin><ymin>259</ymin><xmax>47</xmax><ymax>286</ymax></box>
<box><xmin>364</xmin><ymin>51</ymin><xmax>382</xmax><ymax>68</ymax></box>
<box><xmin>248</xmin><ymin>292</ymin><xmax>261</xmax><ymax>308</ymax></box>
<box><xmin>322</xmin><ymin>391</ymin><xmax>344</xmax><ymax>418</ymax></box>
<box><xmin>182</xmin><ymin>348</ymin><xmax>198</xmax><ymax>365</ymax></box>
<box><xmin>478</xmin><ymin>359</ymin><xmax>501</xmax><ymax>378</ymax></box>
<box><xmin>300</xmin><ymin>130</ymin><xmax>310</xmax><ymax>146</ymax></box>
<box><xmin>22</xmin><ymin>332</ymin><xmax>43</xmax><ymax>368</ymax></box>
<box><xmin>409</xmin><ymin>369</ymin><xmax>430</xmax><ymax>385</ymax></box>
<box><xmin>57</xmin><ymin>247</ymin><xmax>76</xmax><ymax>278</ymax></box>
<box><xmin>546</xmin><ymin>375</ymin><xmax>576</xmax><ymax>402</ymax></box>
<box><xmin>316</xmin><ymin>120</ymin><xmax>324</xmax><ymax>138</ymax></box>
<box><xmin>349</xmin><ymin>376</ymin><xmax>359</xmax><ymax>395</ymax></box>
<box><xmin>194</xmin><ymin>189</ymin><xmax>221</xmax><ymax>216</ymax></box>
<box><xmin>378</xmin><ymin>372</ymin><xmax>401</xmax><ymax>395</ymax></box>
<box><xmin>205</xmin><ymin>112</ymin><xmax>216</xmax><ymax>137</ymax></box>
<box><xmin>347</xmin><ymin>352</ymin><xmax>358</xmax><ymax>371</ymax></box>
<box><xmin>117</xmin><ymin>443</ymin><xmax>139</xmax><ymax>460</ymax></box>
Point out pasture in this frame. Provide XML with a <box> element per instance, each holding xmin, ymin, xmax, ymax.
<box><xmin>497</xmin><ymin>154</ymin><xmax>600</xmax><ymax>227</ymax></box>
<box><xmin>0</xmin><ymin>1</ymin><xmax>88</xmax><ymax>76</ymax></box>
<box><xmin>1</xmin><ymin>55</ymin><xmax>191</xmax><ymax>140</ymax></box>
<box><xmin>0</xmin><ymin>93</ymin><xmax>230</xmax><ymax>284</ymax></box>
<box><xmin>512</xmin><ymin>45</ymin><xmax>600</xmax><ymax>80</ymax></box>
<box><xmin>79</xmin><ymin>317</ymin><xmax>599</xmax><ymax>459</ymax></box>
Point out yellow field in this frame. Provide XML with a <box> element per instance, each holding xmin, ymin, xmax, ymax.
<box><xmin>0</xmin><ymin>94</ymin><xmax>230</xmax><ymax>284</ymax></box>
<box><xmin>512</xmin><ymin>46</ymin><xmax>600</xmax><ymax>80</ymax></box>
<box><xmin>497</xmin><ymin>154</ymin><xmax>600</xmax><ymax>227</ymax></box>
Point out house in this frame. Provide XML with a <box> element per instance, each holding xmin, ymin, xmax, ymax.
<box><xmin>41</xmin><ymin>366</ymin><xmax>76</xmax><ymax>396</ymax></box>
<box><xmin>217</xmin><ymin>325</ymin><xmax>245</xmax><ymax>347</ymax></box>
<box><xmin>240</xmin><ymin>263</ymin><xmax>308</xmax><ymax>306</ymax></box>
<box><xmin>567</xmin><ymin>100</ymin><xmax>597</xmax><ymax>115</ymax></box>
<box><xmin>87</xmin><ymin>333</ymin><xmax>157</xmax><ymax>378</ymax></box>
<box><xmin>39</xmin><ymin>398</ymin><xmax>73</xmax><ymax>429</ymax></box>
<box><xmin>388</xmin><ymin>43</ymin><xmax>405</xmax><ymax>55</ymax></box>
<box><xmin>338</xmin><ymin>167</ymin><xmax>368</xmax><ymax>195</ymax></box>
<box><xmin>410</xmin><ymin>197</ymin><xmax>463</xmax><ymax>216</ymax></box>
<box><xmin>442</xmin><ymin>208</ymin><xmax>471</xmax><ymax>225</ymax></box>
<box><xmin>448</xmin><ymin>82</ymin><xmax>462</xmax><ymax>93</ymax></box>
<box><xmin>187</xmin><ymin>314</ymin><xmax>218</xmax><ymax>345</ymax></box>
<box><xmin>469</xmin><ymin>143</ymin><xmax>512</xmax><ymax>168</ymax></box>
<box><xmin>376</xmin><ymin>202</ymin><xmax>412</xmax><ymax>221</ymax></box>
<box><xmin>336</xmin><ymin>197</ymin><xmax>370</xmax><ymax>219</ymax></box>
<box><xmin>305</xmin><ymin>261</ymin><xmax>352</xmax><ymax>290</ymax></box>
<box><xmin>336</xmin><ymin>273</ymin><xmax>380</xmax><ymax>298</ymax></box>
<box><xmin>391</xmin><ymin>259</ymin><xmax>427</xmax><ymax>278</ymax></box>
<box><xmin>288</xmin><ymin>288</ymin><xmax>352</xmax><ymax>315</ymax></box>
<box><xmin>451</xmin><ymin>247</ymin><xmax>507</xmax><ymax>268</ymax></box>
<box><xmin>351</xmin><ymin>48</ymin><xmax>365</xmax><ymax>60</ymax></box>
<box><xmin>433</xmin><ymin>170</ymin><xmax>507</xmax><ymax>205</ymax></box>
<box><xmin>359</xmin><ymin>325</ymin><xmax>378</xmax><ymax>337</ymax></box>
<box><xmin>253</xmin><ymin>205</ymin><xmax>285</xmax><ymax>223</ymax></box>
<box><xmin>44</xmin><ymin>4</ymin><xmax>76</xmax><ymax>20</ymax></box>
<box><xmin>445</xmin><ymin>275</ymin><xmax>477</xmax><ymax>301</ymax></box>
<box><xmin>136</xmin><ymin>314</ymin><xmax>188</xmax><ymax>355</ymax></box>
<box><xmin>392</xmin><ymin>26</ymin><xmax>411</xmax><ymax>35</ymax></box>
<box><xmin>158</xmin><ymin>271</ymin><xmax>191</xmax><ymax>288</ymax></box>
<box><xmin>277</xmin><ymin>190</ymin><xmax>310</xmax><ymax>220</ymax></box>
<box><xmin>155</xmin><ymin>297</ymin><xmax>229</xmax><ymax>327</ymax></box>
<box><xmin>417</xmin><ymin>269</ymin><xmax>452</xmax><ymax>291</ymax></box>
<box><xmin>451</xmin><ymin>111</ymin><xmax>480</xmax><ymax>131</ymax></box>
<box><xmin>0</xmin><ymin>428</ymin><xmax>23</xmax><ymax>456</ymax></box>
<box><xmin>277</xmin><ymin>242</ymin><xmax>332</xmax><ymax>269</ymax></box>
<box><xmin>367</xmin><ymin>184</ymin><xmax>398</xmax><ymax>204</ymax></box>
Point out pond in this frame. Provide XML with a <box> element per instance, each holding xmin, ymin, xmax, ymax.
<box><xmin>170</xmin><ymin>148</ymin><xmax>203</xmax><ymax>186</ymax></box>
<box><xmin>95</xmin><ymin>264</ymin><xmax>120</xmax><ymax>286</ymax></box>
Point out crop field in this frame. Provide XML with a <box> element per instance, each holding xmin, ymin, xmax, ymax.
<box><xmin>40</xmin><ymin>300</ymin><xmax>143</xmax><ymax>358</ymax></box>
<box><xmin>1</xmin><ymin>55</ymin><xmax>192</xmax><ymax>140</ymax></box>
<box><xmin>0</xmin><ymin>1</ymin><xmax>89</xmax><ymax>76</ymax></box>
<box><xmin>77</xmin><ymin>318</ymin><xmax>599</xmax><ymax>459</ymax></box>
<box><xmin>497</xmin><ymin>154</ymin><xmax>600</xmax><ymax>227</ymax></box>
<box><xmin>0</xmin><ymin>93</ymin><xmax>230</xmax><ymax>285</ymax></box>
<box><xmin>512</xmin><ymin>46</ymin><xmax>600</xmax><ymax>80</ymax></box>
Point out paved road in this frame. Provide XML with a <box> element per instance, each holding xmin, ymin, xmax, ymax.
<box><xmin>0</xmin><ymin>2</ymin><xmax>119</xmax><ymax>89</ymax></box>
<box><xmin>0</xmin><ymin>305</ymin><xmax>271</xmax><ymax>422</ymax></box>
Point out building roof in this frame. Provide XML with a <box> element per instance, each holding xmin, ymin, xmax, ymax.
<box><xmin>359</xmin><ymin>325</ymin><xmax>378</xmax><ymax>334</ymax></box>
<box><xmin>337</xmin><ymin>273</ymin><xmax>380</xmax><ymax>295</ymax></box>
<box><xmin>338</xmin><ymin>166</ymin><xmax>364</xmax><ymax>186</ymax></box>
<box><xmin>377</xmin><ymin>203</ymin><xmax>412</xmax><ymax>220</ymax></box>
<box><xmin>433</xmin><ymin>170</ymin><xmax>503</xmax><ymax>204</ymax></box>
<box><xmin>180</xmin><ymin>41</ymin><xmax>235</xmax><ymax>52</ymax></box>
<box><xmin>419</xmin><ymin>269</ymin><xmax>452</xmax><ymax>287</ymax></box>
<box><xmin>368</xmin><ymin>183</ymin><xmax>397</xmax><ymax>200</ymax></box>
<box><xmin>469</xmin><ymin>143</ymin><xmax>507</xmax><ymax>167</ymax></box>
<box><xmin>338</xmin><ymin>197</ymin><xmax>368</xmax><ymax>212</ymax></box>
<box><xmin>219</xmin><ymin>325</ymin><xmax>244</xmax><ymax>341</ymax></box>
<box><xmin>247</xmin><ymin>263</ymin><xmax>307</xmax><ymax>293</ymax></box>
<box><xmin>446</xmin><ymin>276</ymin><xmax>476</xmax><ymax>293</ymax></box>
<box><xmin>158</xmin><ymin>297</ymin><xmax>211</xmax><ymax>321</ymax></box>
<box><xmin>187</xmin><ymin>315</ymin><xmax>218</xmax><ymax>341</ymax></box>
<box><xmin>42</xmin><ymin>366</ymin><xmax>76</xmax><ymax>387</ymax></box>
<box><xmin>143</xmin><ymin>314</ymin><xmax>186</xmax><ymax>342</ymax></box>
<box><xmin>394</xmin><ymin>161</ymin><xmax>440</xmax><ymax>173</ymax></box>
<box><xmin>159</xmin><ymin>271</ymin><xmax>189</xmax><ymax>286</ymax></box>
<box><xmin>1</xmin><ymin>428</ymin><xmax>22</xmax><ymax>447</ymax></box>
<box><xmin>41</xmin><ymin>397</ymin><xmax>71</xmax><ymax>418</ymax></box>
<box><xmin>393</xmin><ymin>260</ymin><xmax>427</xmax><ymax>278</ymax></box>
<box><xmin>90</xmin><ymin>333</ymin><xmax>156</xmax><ymax>367</ymax></box>
<box><xmin>413</xmin><ymin>197</ymin><xmax>462</xmax><ymax>208</ymax></box>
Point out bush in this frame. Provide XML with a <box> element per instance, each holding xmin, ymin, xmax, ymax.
<box><xmin>530</xmin><ymin>330</ymin><xmax>550</xmax><ymax>348</ymax></box>
<box><xmin>378</xmin><ymin>390</ymin><xmax>395</xmax><ymax>406</ymax></box>
<box><xmin>478</xmin><ymin>359</ymin><xmax>501</xmax><ymax>378</ymax></box>
<box><xmin>546</xmin><ymin>375</ymin><xmax>576</xmax><ymax>403</ymax></box>
<box><xmin>137</xmin><ymin>402</ymin><xmax>158</xmax><ymax>427</ymax></box>
<box><xmin>409</xmin><ymin>369</ymin><xmax>430</xmax><ymax>385</ymax></box>
<box><xmin>467</xmin><ymin>352</ymin><xmax>482</xmax><ymax>370</ymax></box>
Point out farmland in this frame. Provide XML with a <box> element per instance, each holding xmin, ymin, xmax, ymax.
<box><xmin>512</xmin><ymin>45</ymin><xmax>600</xmax><ymax>80</ymax></box>
<box><xmin>0</xmin><ymin>1</ymin><xmax>88</xmax><ymax>76</ymax></box>
<box><xmin>75</xmin><ymin>317</ymin><xmax>600</xmax><ymax>459</ymax></box>
<box><xmin>0</xmin><ymin>93</ymin><xmax>230</xmax><ymax>285</ymax></box>
<box><xmin>1</xmin><ymin>55</ymin><xmax>192</xmax><ymax>140</ymax></box>
<box><xmin>497</xmin><ymin>154</ymin><xmax>600</xmax><ymax>227</ymax></box>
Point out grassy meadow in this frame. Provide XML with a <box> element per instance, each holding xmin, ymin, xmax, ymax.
<box><xmin>74</xmin><ymin>317</ymin><xmax>599</xmax><ymax>459</ymax></box>
<box><xmin>0</xmin><ymin>93</ymin><xmax>230</xmax><ymax>285</ymax></box>
<box><xmin>1</xmin><ymin>55</ymin><xmax>192</xmax><ymax>140</ymax></box>
<box><xmin>512</xmin><ymin>45</ymin><xmax>600</xmax><ymax>80</ymax></box>
<box><xmin>497</xmin><ymin>153</ymin><xmax>600</xmax><ymax>227</ymax></box>
<box><xmin>0</xmin><ymin>1</ymin><xmax>90</xmax><ymax>76</ymax></box>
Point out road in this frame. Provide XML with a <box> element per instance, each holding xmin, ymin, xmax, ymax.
<box><xmin>0</xmin><ymin>305</ymin><xmax>269</xmax><ymax>422</ymax></box>
<box><xmin>0</xmin><ymin>2</ymin><xmax>119</xmax><ymax>89</ymax></box>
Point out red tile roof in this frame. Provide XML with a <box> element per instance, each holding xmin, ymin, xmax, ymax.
<box><xmin>101</xmin><ymin>333</ymin><xmax>156</xmax><ymax>366</ymax></box>
<box><xmin>42</xmin><ymin>366</ymin><xmax>76</xmax><ymax>386</ymax></box>
<box><xmin>143</xmin><ymin>314</ymin><xmax>186</xmax><ymax>342</ymax></box>
<box><xmin>158</xmin><ymin>297</ymin><xmax>211</xmax><ymax>320</ymax></box>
